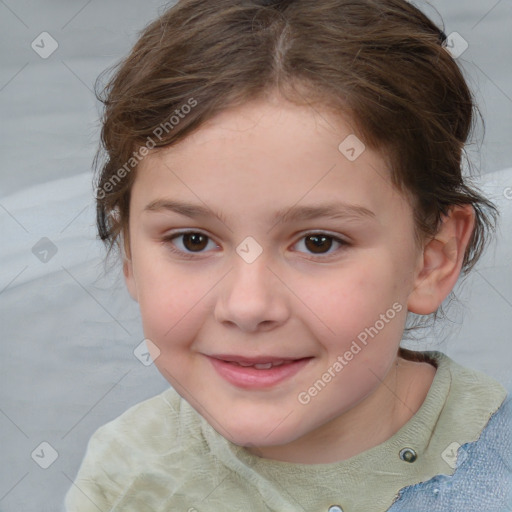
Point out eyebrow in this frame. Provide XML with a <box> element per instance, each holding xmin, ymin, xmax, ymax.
<box><xmin>144</xmin><ymin>199</ymin><xmax>376</xmax><ymax>225</ymax></box>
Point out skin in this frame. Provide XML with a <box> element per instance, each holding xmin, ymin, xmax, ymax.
<box><xmin>123</xmin><ymin>93</ymin><xmax>475</xmax><ymax>464</ymax></box>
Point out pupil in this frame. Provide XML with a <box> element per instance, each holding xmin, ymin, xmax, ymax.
<box><xmin>184</xmin><ymin>233</ymin><xmax>208</xmax><ymax>251</ymax></box>
<box><xmin>305</xmin><ymin>235</ymin><xmax>332</xmax><ymax>254</ymax></box>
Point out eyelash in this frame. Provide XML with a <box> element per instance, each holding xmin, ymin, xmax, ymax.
<box><xmin>161</xmin><ymin>230</ymin><xmax>350</xmax><ymax>260</ymax></box>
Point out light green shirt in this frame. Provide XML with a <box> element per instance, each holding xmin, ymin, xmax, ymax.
<box><xmin>65</xmin><ymin>351</ymin><xmax>507</xmax><ymax>512</ymax></box>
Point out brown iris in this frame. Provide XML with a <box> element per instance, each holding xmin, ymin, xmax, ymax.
<box><xmin>182</xmin><ymin>233</ymin><xmax>209</xmax><ymax>252</ymax></box>
<box><xmin>304</xmin><ymin>235</ymin><xmax>333</xmax><ymax>254</ymax></box>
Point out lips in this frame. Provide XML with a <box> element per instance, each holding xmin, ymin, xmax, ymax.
<box><xmin>211</xmin><ymin>354</ymin><xmax>302</xmax><ymax>368</ymax></box>
<box><xmin>207</xmin><ymin>355</ymin><xmax>312</xmax><ymax>389</ymax></box>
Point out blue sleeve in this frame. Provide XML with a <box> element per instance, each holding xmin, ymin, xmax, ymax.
<box><xmin>389</xmin><ymin>393</ymin><xmax>512</xmax><ymax>512</ymax></box>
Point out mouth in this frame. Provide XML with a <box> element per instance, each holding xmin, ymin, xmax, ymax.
<box><xmin>207</xmin><ymin>355</ymin><xmax>313</xmax><ymax>389</ymax></box>
<box><xmin>234</xmin><ymin>360</ymin><xmax>287</xmax><ymax>369</ymax></box>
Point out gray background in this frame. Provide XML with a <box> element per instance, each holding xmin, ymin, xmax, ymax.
<box><xmin>0</xmin><ymin>1</ymin><xmax>511</xmax><ymax>511</ymax></box>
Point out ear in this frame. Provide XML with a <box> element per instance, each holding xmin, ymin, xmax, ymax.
<box><xmin>407</xmin><ymin>204</ymin><xmax>475</xmax><ymax>315</ymax></box>
<box><xmin>122</xmin><ymin>236</ymin><xmax>138</xmax><ymax>302</ymax></box>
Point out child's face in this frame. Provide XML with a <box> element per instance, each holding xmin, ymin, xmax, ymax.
<box><xmin>124</xmin><ymin>95</ymin><xmax>425</xmax><ymax>455</ymax></box>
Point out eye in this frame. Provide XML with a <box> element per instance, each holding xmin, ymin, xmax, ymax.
<box><xmin>162</xmin><ymin>230</ymin><xmax>349</xmax><ymax>260</ymax></box>
<box><xmin>163</xmin><ymin>231</ymin><xmax>218</xmax><ymax>258</ymax></box>
<box><xmin>293</xmin><ymin>233</ymin><xmax>349</xmax><ymax>258</ymax></box>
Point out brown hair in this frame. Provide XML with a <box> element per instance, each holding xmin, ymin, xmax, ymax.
<box><xmin>94</xmin><ymin>0</ymin><xmax>497</xmax><ymax>277</ymax></box>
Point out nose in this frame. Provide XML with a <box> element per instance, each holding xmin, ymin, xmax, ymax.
<box><xmin>214</xmin><ymin>253</ymin><xmax>290</xmax><ymax>333</ymax></box>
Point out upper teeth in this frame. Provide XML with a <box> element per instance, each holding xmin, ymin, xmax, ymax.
<box><xmin>236</xmin><ymin>361</ymin><xmax>285</xmax><ymax>369</ymax></box>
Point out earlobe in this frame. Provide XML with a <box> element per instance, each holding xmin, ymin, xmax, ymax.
<box><xmin>123</xmin><ymin>257</ymin><xmax>139</xmax><ymax>302</ymax></box>
<box><xmin>407</xmin><ymin>205</ymin><xmax>475</xmax><ymax>315</ymax></box>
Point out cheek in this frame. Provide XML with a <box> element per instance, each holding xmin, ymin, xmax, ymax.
<box><xmin>132</xmin><ymin>249</ymin><xmax>207</xmax><ymax>342</ymax></box>
<box><xmin>291</xmin><ymin>258</ymin><xmax>408</xmax><ymax>390</ymax></box>
<box><xmin>136</xmin><ymin>268</ymin><xmax>207</xmax><ymax>384</ymax></box>
<box><xmin>296</xmin><ymin>257</ymin><xmax>403</xmax><ymax>335</ymax></box>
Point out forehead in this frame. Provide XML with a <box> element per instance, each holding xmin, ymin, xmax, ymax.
<box><xmin>132</xmin><ymin>97</ymin><xmax>410</xmax><ymax>226</ymax></box>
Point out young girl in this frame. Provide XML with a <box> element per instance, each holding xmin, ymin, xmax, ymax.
<box><xmin>66</xmin><ymin>0</ymin><xmax>512</xmax><ymax>510</ymax></box>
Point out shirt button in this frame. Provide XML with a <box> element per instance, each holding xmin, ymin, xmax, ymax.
<box><xmin>399</xmin><ymin>447</ymin><xmax>417</xmax><ymax>463</ymax></box>
<box><xmin>328</xmin><ymin>506</ymin><xmax>344</xmax><ymax>512</ymax></box>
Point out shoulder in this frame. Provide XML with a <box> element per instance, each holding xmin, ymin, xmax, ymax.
<box><xmin>83</xmin><ymin>387</ymin><xmax>183</xmax><ymax>461</ymax></box>
<box><xmin>65</xmin><ymin>387</ymin><xmax>204</xmax><ymax>511</ymax></box>
<box><xmin>389</xmin><ymin>390</ymin><xmax>512</xmax><ymax>511</ymax></box>
<box><xmin>91</xmin><ymin>386</ymin><xmax>182</xmax><ymax>442</ymax></box>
